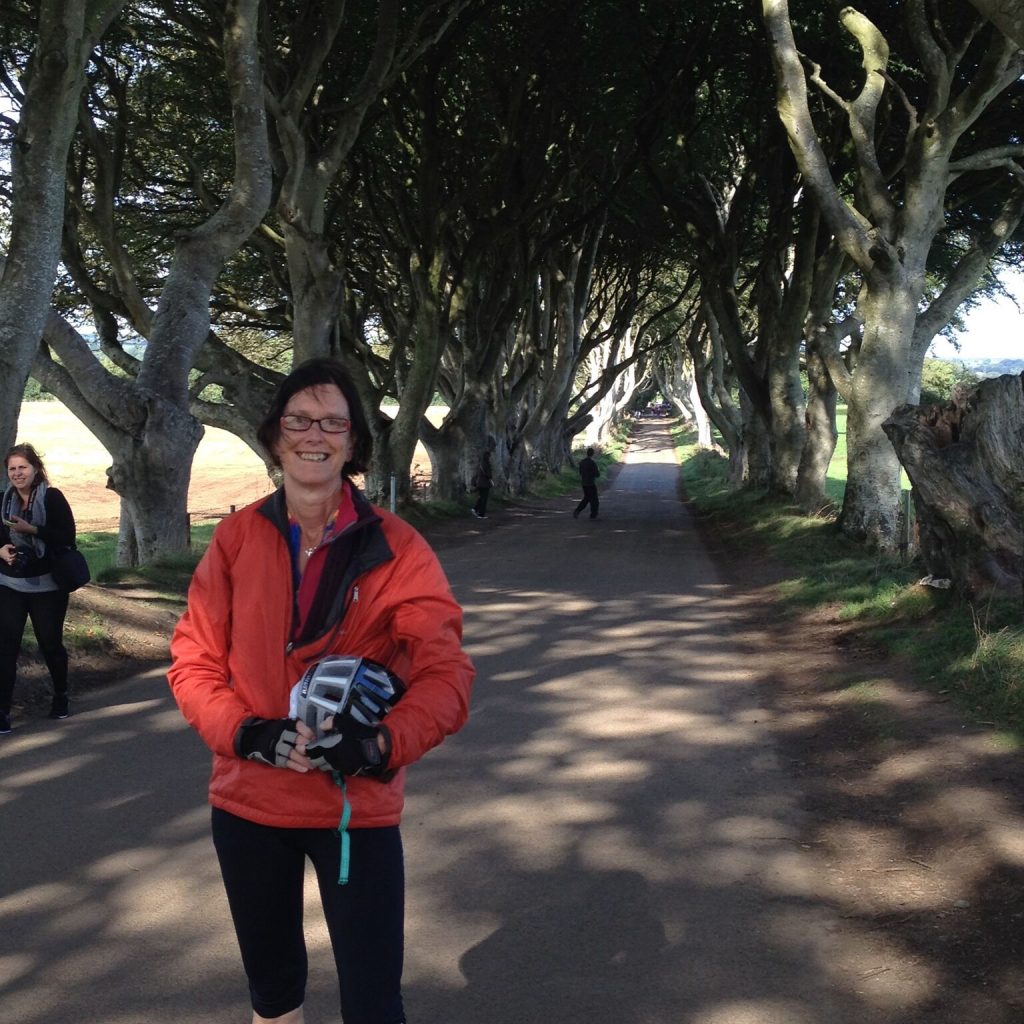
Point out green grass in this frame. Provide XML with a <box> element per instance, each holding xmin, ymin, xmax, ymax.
<box><xmin>841</xmin><ymin>680</ymin><xmax>903</xmax><ymax>742</ymax></box>
<box><xmin>676</xmin><ymin>424</ymin><xmax>1024</xmax><ymax>737</ymax></box>
<box><xmin>84</xmin><ymin>522</ymin><xmax>215</xmax><ymax>596</ymax></box>
<box><xmin>825</xmin><ymin>406</ymin><xmax>910</xmax><ymax>501</ymax></box>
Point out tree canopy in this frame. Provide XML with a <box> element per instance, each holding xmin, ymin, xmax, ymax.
<box><xmin>1</xmin><ymin>0</ymin><xmax>1021</xmax><ymax>589</ymax></box>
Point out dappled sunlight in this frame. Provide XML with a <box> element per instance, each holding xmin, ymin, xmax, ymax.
<box><xmin>1</xmin><ymin>754</ymin><xmax>99</xmax><ymax>787</ymax></box>
<box><xmin>6</xmin><ymin>426</ymin><xmax>1023</xmax><ymax>1022</ymax></box>
<box><xmin>581</xmin><ymin>819</ymin><xmax>684</xmax><ymax>876</ymax></box>
<box><xmin>87</xmin><ymin>844</ymin><xmax>186</xmax><ymax>882</ymax></box>
<box><xmin>494</xmin><ymin>751</ymin><xmax>650</xmax><ymax>785</ymax></box>
<box><xmin>455</xmin><ymin>794</ymin><xmax>619</xmax><ymax>867</ymax></box>
<box><xmin>91</xmin><ymin>696</ymin><xmax>165</xmax><ymax>719</ymax></box>
<box><xmin>824</xmin><ymin>926</ymin><xmax>942</xmax><ymax>1011</ymax></box>
<box><xmin>88</xmin><ymin>727</ymin><xmax>148</xmax><ymax>745</ymax></box>
<box><xmin>692</xmin><ymin>845</ymin><xmax>815</xmax><ymax>892</ymax></box>
<box><xmin>0</xmin><ymin>690</ymin><xmax>244</xmax><ymax>1024</ymax></box>
<box><xmin>690</xmin><ymin>999</ymin><xmax>821</xmax><ymax>1024</ymax></box>
<box><xmin>0</xmin><ymin>953</ymin><xmax>33</xmax><ymax>989</ymax></box>
<box><xmin>987</xmin><ymin>823</ymin><xmax>1024</xmax><ymax>866</ymax></box>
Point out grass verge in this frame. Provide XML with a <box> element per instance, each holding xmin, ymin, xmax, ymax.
<box><xmin>676</xmin><ymin>425</ymin><xmax>1024</xmax><ymax>739</ymax></box>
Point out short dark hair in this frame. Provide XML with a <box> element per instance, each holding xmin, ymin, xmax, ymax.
<box><xmin>257</xmin><ymin>358</ymin><xmax>372</xmax><ymax>476</ymax></box>
<box><xmin>586</xmin><ymin>447</ymin><xmax>594</xmax><ymax>457</ymax></box>
<box><xmin>5</xmin><ymin>443</ymin><xmax>49</xmax><ymax>484</ymax></box>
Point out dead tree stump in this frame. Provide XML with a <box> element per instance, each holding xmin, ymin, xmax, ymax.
<box><xmin>882</xmin><ymin>373</ymin><xmax>1024</xmax><ymax>599</ymax></box>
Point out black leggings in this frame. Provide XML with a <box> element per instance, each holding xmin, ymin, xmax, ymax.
<box><xmin>0</xmin><ymin>585</ymin><xmax>69</xmax><ymax>713</ymax></box>
<box><xmin>211</xmin><ymin>807</ymin><xmax>406</xmax><ymax>1023</ymax></box>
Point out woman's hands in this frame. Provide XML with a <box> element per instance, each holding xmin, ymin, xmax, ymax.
<box><xmin>234</xmin><ymin>713</ymin><xmax>390</xmax><ymax>777</ymax></box>
<box><xmin>5</xmin><ymin>515</ymin><xmax>36</xmax><ymax>536</ymax></box>
<box><xmin>305</xmin><ymin>716</ymin><xmax>391</xmax><ymax>777</ymax></box>
<box><xmin>1</xmin><ymin>544</ymin><xmax>17</xmax><ymax>567</ymax></box>
<box><xmin>235</xmin><ymin>716</ymin><xmax>317</xmax><ymax>772</ymax></box>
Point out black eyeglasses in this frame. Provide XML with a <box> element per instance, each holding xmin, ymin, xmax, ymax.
<box><xmin>280</xmin><ymin>414</ymin><xmax>352</xmax><ymax>434</ymax></box>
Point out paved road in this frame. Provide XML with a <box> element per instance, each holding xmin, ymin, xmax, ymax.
<box><xmin>1</xmin><ymin>423</ymin><xmax>869</xmax><ymax>1023</ymax></box>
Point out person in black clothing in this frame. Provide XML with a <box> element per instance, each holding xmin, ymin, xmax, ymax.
<box><xmin>573</xmin><ymin>447</ymin><xmax>600</xmax><ymax>519</ymax></box>
<box><xmin>0</xmin><ymin>443</ymin><xmax>78</xmax><ymax>733</ymax></box>
<box><xmin>472</xmin><ymin>444</ymin><xmax>493</xmax><ymax>519</ymax></box>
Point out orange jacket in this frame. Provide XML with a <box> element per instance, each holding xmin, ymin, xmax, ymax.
<box><xmin>167</xmin><ymin>486</ymin><xmax>474</xmax><ymax>830</ymax></box>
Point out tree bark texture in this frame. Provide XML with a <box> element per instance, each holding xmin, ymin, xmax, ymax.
<box><xmin>967</xmin><ymin>0</ymin><xmax>1024</xmax><ymax>48</ymax></box>
<box><xmin>0</xmin><ymin>0</ymin><xmax>125</xmax><ymax>471</ymax></box>
<box><xmin>763</xmin><ymin>0</ymin><xmax>1024</xmax><ymax>550</ymax></box>
<box><xmin>882</xmin><ymin>374</ymin><xmax>1024</xmax><ymax>598</ymax></box>
<box><xmin>31</xmin><ymin>0</ymin><xmax>271</xmax><ymax>565</ymax></box>
<box><xmin>795</xmin><ymin>342</ymin><xmax>838</xmax><ymax>513</ymax></box>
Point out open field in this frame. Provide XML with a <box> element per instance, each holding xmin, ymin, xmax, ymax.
<box><xmin>15</xmin><ymin>403</ymin><xmax>442</xmax><ymax>531</ymax></box>
<box><xmin>17</xmin><ymin>403</ymin><xmax>277</xmax><ymax>531</ymax></box>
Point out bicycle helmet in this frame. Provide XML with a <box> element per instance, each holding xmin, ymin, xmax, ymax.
<box><xmin>289</xmin><ymin>656</ymin><xmax>405</xmax><ymax>739</ymax></box>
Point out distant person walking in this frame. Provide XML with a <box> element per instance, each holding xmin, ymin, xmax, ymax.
<box><xmin>472</xmin><ymin>444</ymin><xmax>493</xmax><ymax>520</ymax></box>
<box><xmin>0</xmin><ymin>444</ymin><xmax>78</xmax><ymax>733</ymax></box>
<box><xmin>573</xmin><ymin>447</ymin><xmax>601</xmax><ymax>520</ymax></box>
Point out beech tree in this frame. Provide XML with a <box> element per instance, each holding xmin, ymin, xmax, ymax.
<box><xmin>0</xmin><ymin>0</ymin><xmax>126</xmax><ymax>467</ymax></box>
<box><xmin>762</xmin><ymin>0</ymin><xmax>1024</xmax><ymax>549</ymax></box>
<box><xmin>342</xmin><ymin>0</ymin><xmax>696</xmax><ymax>500</ymax></box>
<box><xmin>31</xmin><ymin>0</ymin><xmax>272</xmax><ymax>564</ymax></box>
<box><xmin>967</xmin><ymin>0</ymin><xmax>1024</xmax><ymax>46</ymax></box>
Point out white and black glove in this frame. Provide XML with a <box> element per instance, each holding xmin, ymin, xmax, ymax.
<box><xmin>307</xmin><ymin>720</ymin><xmax>392</xmax><ymax>778</ymax></box>
<box><xmin>234</xmin><ymin>716</ymin><xmax>302</xmax><ymax>767</ymax></box>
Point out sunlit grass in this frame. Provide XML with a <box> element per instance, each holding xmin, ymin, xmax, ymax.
<box><xmin>88</xmin><ymin>522</ymin><xmax>215</xmax><ymax>602</ymax></box>
<box><xmin>677</xmin><ymin>423</ymin><xmax>1024</xmax><ymax>736</ymax></box>
<box><xmin>64</xmin><ymin>616</ymin><xmax>118</xmax><ymax>653</ymax></box>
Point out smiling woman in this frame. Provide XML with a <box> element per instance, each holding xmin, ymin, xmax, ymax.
<box><xmin>166</xmin><ymin>356</ymin><xmax>474</xmax><ymax>1024</ymax></box>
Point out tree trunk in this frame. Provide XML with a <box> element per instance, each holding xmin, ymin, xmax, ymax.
<box><xmin>882</xmin><ymin>373</ymin><xmax>1024</xmax><ymax>598</ymax></box>
<box><xmin>966</xmin><ymin>0</ymin><xmax>1024</xmax><ymax>47</ymax></box>
<box><xmin>420</xmin><ymin>392</ymin><xmax>487</xmax><ymax>502</ymax></box>
<box><xmin>837</xmin><ymin>276</ymin><xmax>916</xmax><ymax>545</ymax></box>
<box><xmin>284</xmin><ymin>225</ymin><xmax>341</xmax><ymax>362</ymax></box>
<box><xmin>795</xmin><ymin>341</ymin><xmax>838</xmax><ymax>512</ymax></box>
<box><xmin>105</xmin><ymin>398</ymin><xmax>205</xmax><ymax>563</ymax></box>
<box><xmin>0</xmin><ymin>0</ymin><xmax>125</xmax><ymax>464</ymax></box>
<box><xmin>30</xmin><ymin>0</ymin><xmax>270</xmax><ymax>565</ymax></box>
<box><xmin>742</xmin><ymin>393</ymin><xmax>772</xmax><ymax>490</ymax></box>
<box><xmin>765</xmin><ymin>339</ymin><xmax>805</xmax><ymax>494</ymax></box>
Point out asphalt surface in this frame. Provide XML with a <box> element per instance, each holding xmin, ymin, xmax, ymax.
<box><xmin>1</xmin><ymin>422</ymin><xmax>872</xmax><ymax>1023</ymax></box>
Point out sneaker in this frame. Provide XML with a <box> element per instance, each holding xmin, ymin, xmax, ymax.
<box><xmin>572</xmin><ymin>510</ymin><xmax>580</xmax><ymax>519</ymax></box>
<box><xmin>48</xmin><ymin>695</ymin><xmax>69</xmax><ymax>720</ymax></box>
<box><xmin>0</xmin><ymin>712</ymin><xmax>11</xmax><ymax>735</ymax></box>
<box><xmin>471</xmin><ymin>509</ymin><xmax>486</xmax><ymax>519</ymax></box>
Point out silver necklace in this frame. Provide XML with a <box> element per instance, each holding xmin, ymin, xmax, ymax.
<box><xmin>304</xmin><ymin>544</ymin><xmax>317</xmax><ymax>558</ymax></box>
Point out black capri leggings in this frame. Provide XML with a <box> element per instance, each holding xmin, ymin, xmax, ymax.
<box><xmin>211</xmin><ymin>807</ymin><xmax>406</xmax><ymax>1023</ymax></box>
<box><xmin>0</xmin><ymin>585</ymin><xmax>69</xmax><ymax>713</ymax></box>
